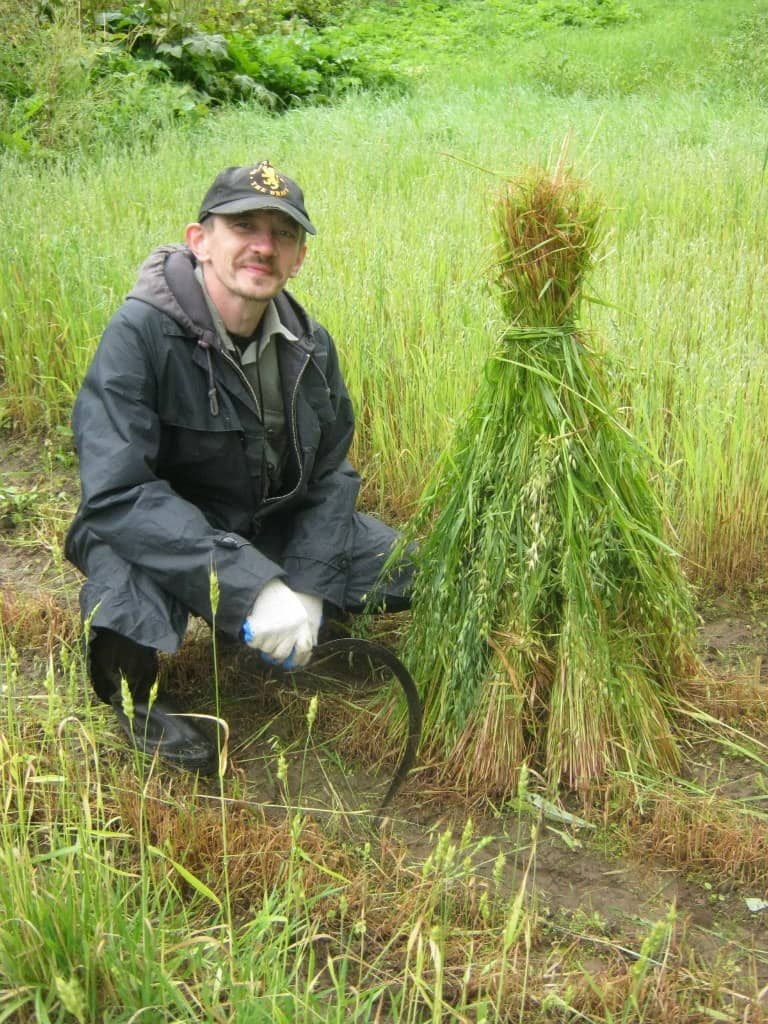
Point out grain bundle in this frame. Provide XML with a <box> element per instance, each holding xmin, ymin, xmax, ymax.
<box><xmin>402</xmin><ymin>164</ymin><xmax>698</xmax><ymax>797</ymax></box>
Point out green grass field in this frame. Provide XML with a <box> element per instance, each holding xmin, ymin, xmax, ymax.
<box><xmin>3</xmin><ymin>0</ymin><xmax>768</xmax><ymax>588</ymax></box>
<box><xmin>2</xmin><ymin>0</ymin><xmax>768</xmax><ymax>1019</ymax></box>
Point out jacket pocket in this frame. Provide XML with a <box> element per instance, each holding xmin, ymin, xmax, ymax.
<box><xmin>302</xmin><ymin>383</ymin><xmax>335</xmax><ymax>426</ymax></box>
<box><xmin>158</xmin><ymin>423</ymin><xmax>244</xmax><ymax>481</ymax></box>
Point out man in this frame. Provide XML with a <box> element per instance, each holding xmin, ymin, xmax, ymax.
<box><xmin>66</xmin><ymin>160</ymin><xmax>412</xmax><ymax>774</ymax></box>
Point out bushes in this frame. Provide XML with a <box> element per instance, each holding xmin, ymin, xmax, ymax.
<box><xmin>0</xmin><ymin>1</ymin><xmax>207</xmax><ymax>159</ymax></box>
<box><xmin>102</xmin><ymin>0</ymin><xmax>401</xmax><ymax>107</ymax></box>
<box><xmin>227</xmin><ymin>25</ymin><xmax>399</xmax><ymax>105</ymax></box>
<box><xmin>0</xmin><ymin>0</ymin><xmax>402</xmax><ymax>160</ymax></box>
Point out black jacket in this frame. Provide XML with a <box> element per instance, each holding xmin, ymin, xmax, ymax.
<box><xmin>66</xmin><ymin>245</ymin><xmax>363</xmax><ymax>639</ymax></box>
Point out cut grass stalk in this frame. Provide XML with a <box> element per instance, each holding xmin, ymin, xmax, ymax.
<box><xmin>401</xmin><ymin>162</ymin><xmax>699</xmax><ymax>797</ymax></box>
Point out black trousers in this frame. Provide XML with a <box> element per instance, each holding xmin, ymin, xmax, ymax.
<box><xmin>78</xmin><ymin>512</ymin><xmax>414</xmax><ymax>703</ymax></box>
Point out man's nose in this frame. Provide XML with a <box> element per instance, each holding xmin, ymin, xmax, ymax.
<box><xmin>246</xmin><ymin>227</ymin><xmax>275</xmax><ymax>251</ymax></box>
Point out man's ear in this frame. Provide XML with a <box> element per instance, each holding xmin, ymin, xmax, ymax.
<box><xmin>185</xmin><ymin>222</ymin><xmax>209</xmax><ymax>260</ymax></box>
<box><xmin>288</xmin><ymin>244</ymin><xmax>308</xmax><ymax>279</ymax></box>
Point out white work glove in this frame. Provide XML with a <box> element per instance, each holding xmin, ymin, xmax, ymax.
<box><xmin>242</xmin><ymin>579</ymin><xmax>321</xmax><ymax>669</ymax></box>
<box><xmin>294</xmin><ymin>591</ymin><xmax>323</xmax><ymax>646</ymax></box>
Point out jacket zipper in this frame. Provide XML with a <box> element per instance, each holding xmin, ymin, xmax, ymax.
<box><xmin>262</xmin><ymin>349</ymin><xmax>311</xmax><ymax>507</ymax></box>
<box><xmin>218</xmin><ymin>347</ymin><xmax>262</xmax><ymax>419</ymax></box>
<box><xmin>216</xmin><ymin>344</ymin><xmax>312</xmax><ymax>507</ymax></box>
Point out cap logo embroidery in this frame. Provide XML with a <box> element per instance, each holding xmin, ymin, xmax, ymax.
<box><xmin>249</xmin><ymin>161</ymin><xmax>289</xmax><ymax>198</ymax></box>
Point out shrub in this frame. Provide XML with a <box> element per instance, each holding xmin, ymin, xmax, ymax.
<box><xmin>0</xmin><ymin>2</ymin><xmax>209</xmax><ymax>159</ymax></box>
<box><xmin>100</xmin><ymin>2</ymin><xmax>403</xmax><ymax>109</ymax></box>
<box><xmin>532</xmin><ymin>0</ymin><xmax>633</xmax><ymax>28</ymax></box>
<box><xmin>716</xmin><ymin>14</ymin><xmax>768</xmax><ymax>101</ymax></box>
<box><xmin>228</xmin><ymin>24</ymin><xmax>401</xmax><ymax>107</ymax></box>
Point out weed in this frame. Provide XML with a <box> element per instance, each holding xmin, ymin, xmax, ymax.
<box><xmin>0</xmin><ymin>481</ymin><xmax>41</xmax><ymax>530</ymax></box>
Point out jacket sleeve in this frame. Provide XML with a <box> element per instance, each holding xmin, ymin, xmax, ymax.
<box><xmin>279</xmin><ymin>330</ymin><xmax>364</xmax><ymax>604</ymax></box>
<box><xmin>68</xmin><ymin>308</ymin><xmax>283</xmax><ymax>637</ymax></box>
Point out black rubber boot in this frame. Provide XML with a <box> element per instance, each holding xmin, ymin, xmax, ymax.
<box><xmin>109</xmin><ymin>693</ymin><xmax>219</xmax><ymax>775</ymax></box>
<box><xmin>90</xmin><ymin>628</ymin><xmax>218</xmax><ymax>774</ymax></box>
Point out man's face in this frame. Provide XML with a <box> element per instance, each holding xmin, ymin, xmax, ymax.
<box><xmin>189</xmin><ymin>209</ymin><xmax>307</xmax><ymax>310</ymax></box>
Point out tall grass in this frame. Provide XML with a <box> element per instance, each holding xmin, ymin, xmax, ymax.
<box><xmin>0</xmin><ymin>623</ymin><xmax>545</xmax><ymax>1021</ymax></box>
<box><xmin>2</xmin><ymin>68</ymin><xmax>768</xmax><ymax>585</ymax></box>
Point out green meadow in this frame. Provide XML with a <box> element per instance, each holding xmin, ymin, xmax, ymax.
<box><xmin>2</xmin><ymin>0</ymin><xmax>768</xmax><ymax>1020</ymax></box>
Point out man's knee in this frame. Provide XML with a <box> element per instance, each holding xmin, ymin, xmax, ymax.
<box><xmin>343</xmin><ymin>512</ymin><xmax>415</xmax><ymax>612</ymax></box>
<box><xmin>75</xmin><ymin>541</ymin><xmax>189</xmax><ymax>655</ymax></box>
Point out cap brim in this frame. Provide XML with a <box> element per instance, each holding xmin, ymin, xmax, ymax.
<box><xmin>202</xmin><ymin>196</ymin><xmax>316</xmax><ymax>234</ymax></box>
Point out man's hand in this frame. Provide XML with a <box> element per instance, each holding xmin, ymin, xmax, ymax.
<box><xmin>294</xmin><ymin>591</ymin><xmax>323</xmax><ymax>645</ymax></box>
<box><xmin>242</xmin><ymin>580</ymin><xmax>321</xmax><ymax>668</ymax></box>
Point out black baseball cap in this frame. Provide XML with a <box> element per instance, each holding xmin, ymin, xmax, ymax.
<box><xmin>197</xmin><ymin>161</ymin><xmax>316</xmax><ymax>235</ymax></box>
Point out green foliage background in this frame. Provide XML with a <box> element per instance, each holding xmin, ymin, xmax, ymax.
<box><xmin>0</xmin><ymin>0</ymin><xmax>400</xmax><ymax>157</ymax></box>
<box><xmin>8</xmin><ymin>0</ymin><xmax>765</xmax><ymax>159</ymax></box>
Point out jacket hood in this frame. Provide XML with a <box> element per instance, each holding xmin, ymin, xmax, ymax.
<box><xmin>127</xmin><ymin>244</ymin><xmax>316</xmax><ymax>349</ymax></box>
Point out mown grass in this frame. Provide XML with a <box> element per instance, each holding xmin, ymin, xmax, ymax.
<box><xmin>3</xmin><ymin>622</ymin><xmax>768</xmax><ymax>1021</ymax></box>
<box><xmin>3</xmin><ymin>0</ymin><xmax>768</xmax><ymax>1019</ymax></box>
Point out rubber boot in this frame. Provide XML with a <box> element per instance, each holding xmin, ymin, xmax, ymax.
<box><xmin>89</xmin><ymin>628</ymin><xmax>218</xmax><ymax>774</ymax></box>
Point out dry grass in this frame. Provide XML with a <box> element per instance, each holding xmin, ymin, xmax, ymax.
<box><xmin>0</xmin><ymin>588</ymin><xmax>80</xmax><ymax>652</ymax></box>
<box><xmin>532</xmin><ymin>923</ymin><xmax>766</xmax><ymax>1023</ymax></box>
<box><xmin>681</xmin><ymin>671</ymin><xmax>768</xmax><ymax>730</ymax></box>
<box><xmin>491</xmin><ymin>158</ymin><xmax>601</xmax><ymax>327</ymax></box>
<box><xmin>630</xmin><ymin>790</ymin><xmax>768</xmax><ymax>891</ymax></box>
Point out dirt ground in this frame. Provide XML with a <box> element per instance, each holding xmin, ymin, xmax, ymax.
<box><xmin>2</xmin><ymin>433</ymin><xmax>768</xmax><ymax>1010</ymax></box>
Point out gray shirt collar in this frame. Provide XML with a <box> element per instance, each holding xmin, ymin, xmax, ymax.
<box><xmin>193</xmin><ymin>263</ymin><xmax>298</xmax><ymax>357</ymax></box>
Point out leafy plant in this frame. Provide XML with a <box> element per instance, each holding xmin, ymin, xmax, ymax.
<box><xmin>533</xmin><ymin>0</ymin><xmax>633</xmax><ymax>28</ymax></box>
<box><xmin>84</xmin><ymin>0</ymin><xmax>403</xmax><ymax>109</ymax></box>
<box><xmin>0</xmin><ymin>482</ymin><xmax>42</xmax><ymax>530</ymax></box>
<box><xmin>228</xmin><ymin>24</ymin><xmax>400</xmax><ymax>107</ymax></box>
<box><xmin>0</xmin><ymin>1</ymin><xmax>209</xmax><ymax>159</ymax></box>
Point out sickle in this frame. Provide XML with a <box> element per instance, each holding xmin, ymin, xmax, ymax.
<box><xmin>300</xmin><ymin>637</ymin><xmax>423</xmax><ymax>814</ymax></box>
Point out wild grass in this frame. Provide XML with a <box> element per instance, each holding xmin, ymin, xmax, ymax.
<box><xmin>2</xmin><ymin>78</ymin><xmax>768</xmax><ymax>585</ymax></box>
<box><xmin>2</xmin><ymin>626</ymin><xmax>767</xmax><ymax>1021</ymax></box>
<box><xmin>0</xmin><ymin>616</ymin><xmax>530</xmax><ymax>1020</ymax></box>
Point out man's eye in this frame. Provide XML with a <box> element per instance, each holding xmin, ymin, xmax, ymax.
<box><xmin>275</xmin><ymin>228</ymin><xmax>296</xmax><ymax>239</ymax></box>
